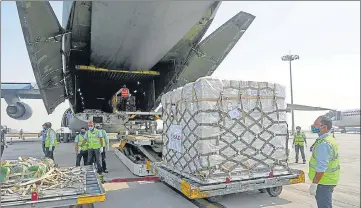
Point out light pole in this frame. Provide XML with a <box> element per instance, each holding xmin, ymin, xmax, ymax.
<box><xmin>281</xmin><ymin>53</ymin><xmax>299</xmax><ymax>136</ymax></box>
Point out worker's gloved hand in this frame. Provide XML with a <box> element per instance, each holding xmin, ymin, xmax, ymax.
<box><xmin>305</xmin><ymin>143</ymin><xmax>308</xmax><ymax>148</ymax></box>
<box><xmin>309</xmin><ymin>183</ymin><xmax>318</xmax><ymax>196</ymax></box>
<box><xmin>100</xmin><ymin>147</ymin><xmax>103</xmax><ymax>153</ymax></box>
<box><xmin>292</xmin><ymin>144</ymin><xmax>295</xmax><ymax>149</ymax></box>
<box><xmin>49</xmin><ymin>147</ymin><xmax>53</xmax><ymax>152</ymax></box>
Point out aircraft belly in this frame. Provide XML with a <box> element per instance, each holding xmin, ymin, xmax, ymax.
<box><xmin>333</xmin><ymin>115</ymin><xmax>360</xmax><ymax>127</ymax></box>
<box><xmin>68</xmin><ymin>116</ymin><xmax>88</xmax><ymax>132</ymax></box>
<box><xmin>90</xmin><ymin>1</ymin><xmax>214</xmax><ymax>70</ymax></box>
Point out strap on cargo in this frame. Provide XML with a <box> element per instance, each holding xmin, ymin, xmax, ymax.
<box><xmin>162</xmin><ymin>83</ymin><xmax>289</xmax><ymax>180</ymax></box>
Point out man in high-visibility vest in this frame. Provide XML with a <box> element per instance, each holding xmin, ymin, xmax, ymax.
<box><xmin>44</xmin><ymin>122</ymin><xmax>58</xmax><ymax>161</ymax></box>
<box><xmin>309</xmin><ymin>115</ymin><xmax>340</xmax><ymax>208</ymax></box>
<box><xmin>96</xmin><ymin>124</ymin><xmax>109</xmax><ymax>173</ymax></box>
<box><xmin>82</xmin><ymin>121</ymin><xmax>103</xmax><ymax>174</ymax></box>
<box><xmin>292</xmin><ymin>126</ymin><xmax>307</xmax><ymax>164</ymax></box>
<box><xmin>1</xmin><ymin>126</ymin><xmax>7</xmax><ymax>157</ymax></box>
<box><xmin>75</xmin><ymin>127</ymin><xmax>88</xmax><ymax>166</ymax></box>
<box><xmin>116</xmin><ymin>84</ymin><xmax>129</xmax><ymax>111</ymax></box>
<box><xmin>39</xmin><ymin>124</ymin><xmax>47</xmax><ymax>156</ymax></box>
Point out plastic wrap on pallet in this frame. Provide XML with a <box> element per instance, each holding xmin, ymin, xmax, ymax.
<box><xmin>161</xmin><ymin>77</ymin><xmax>289</xmax><ymax>183</ymax></box>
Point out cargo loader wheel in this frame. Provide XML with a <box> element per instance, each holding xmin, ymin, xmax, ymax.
<box><xmin>266</xmin><ymin>186</ymin><xmax>282</xmax><ymax>197</ymax></box>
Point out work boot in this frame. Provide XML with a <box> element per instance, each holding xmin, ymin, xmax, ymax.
<box><xmin>103</xmin><ymin>170</ymin><xmax>109</xmax><ymax>173</ymax></box>
<box><xmin>295</xmin><ymin>161</ymin><xmax>298</xmax><ymax>163</ymax></box>
<box><xmin>303</xmin><ymin>161</ymin><xmax>306</xmax><ymax>164</ymax></box>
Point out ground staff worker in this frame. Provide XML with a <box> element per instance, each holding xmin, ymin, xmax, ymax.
<box><xmin>116</xmin><ymin>84</ymin><xmax>129</xmax><ymax>111</ymax></box>
<box><xmin>96</xmin><ymin>124</ymin><xmax>109</xmax><ymax>173</ymax></box>
<box><xmin>39</xmin><ymin>125</ymin><xmax>47</xmax><ymax>156</ymax></box>
<box><xmin>82</xmin><ymin>121</ymin><xmax>103</xmax><ymax>175</ymax></box>
<box><xmin>44</xmin><ymin>122</ymin><xmax>58</xmax><ymax>161</ymax></box>
<box><xmin>292</xmin><ymin>126</ymin><xmax>307</xmax><ymax>164</ymax></box>
<box><xmin>1</xmin><ymin>126</ymin><xmax>7</xmax><ymax>157</ymax></box>
<box><xmin>75</xmin><ymin>127</ymin><xmax>88</xmax><ymax>166</ymax></box>
<box><xmin>309</xmin><ymin>115</ymin><xmax>340</xmax><ymax>208</ymax></box>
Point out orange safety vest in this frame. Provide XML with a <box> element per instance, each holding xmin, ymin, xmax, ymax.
<box><xmin>120</xmin><ymin>88</ymin><xmax>129</xmax><ymax>97</ymax></box>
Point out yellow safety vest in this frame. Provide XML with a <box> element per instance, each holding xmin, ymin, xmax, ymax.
<box><xmin>308</xmin><ymin>135</ymin><xmax>340</xmax><ymax>185</ymax></box>
<box><xmin>294</xmin><ymin>132</ymin><xmax>306</xmax><ymax>146</ymax></box>
<box><xmin>45</xmin><ymin>129</ymin><xmax>58</xmax><ymax>148</ymax></box>
<box><xmin>77</xmin><ymin>134</ymin><xmax>88</xmax><ymax>151</ymax></box>
<box><xmin>87</xmin><ymin>129</ymin><xmax>101</xmax><ymax>149</ymax></box>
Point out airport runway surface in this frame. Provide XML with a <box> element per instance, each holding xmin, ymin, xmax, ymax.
<box><xmin>2</xmin><ymin>133</ymin><xmax>359</xmax><ymax>208</ymax></box>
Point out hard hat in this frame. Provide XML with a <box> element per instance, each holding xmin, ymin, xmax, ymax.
<box><xmin>95</xmin><ymin>123</ymin><xmax>101</xmax><ymax>128</ymax></box>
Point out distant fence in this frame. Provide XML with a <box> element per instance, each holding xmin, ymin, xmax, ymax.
<box><xmin>6</xmin><ymin>133</ymin><xmax>39</xmax><ymax>138</ymax></box>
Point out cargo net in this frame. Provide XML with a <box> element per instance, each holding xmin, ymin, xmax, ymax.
<box><xmin>1</xmin><ymin>157</ymin><xmax>86</xmax><ymax>198</ymax></box>
<box><xmin>161</xmin><ymin>77</ymin><xmax>290</xmax><ymax>184</ymax></box>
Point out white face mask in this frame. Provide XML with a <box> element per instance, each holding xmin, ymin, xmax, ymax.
<box><xmin>89</xmin><ymin>127</ymin><xmax>94</xmax><ymax>130</ymax></box>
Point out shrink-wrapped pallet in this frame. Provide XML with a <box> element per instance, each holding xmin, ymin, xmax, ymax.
<box><xmin>161</xmin><ymin>77</ymin><xmax>289</xmax><ymax>184</ymax></box>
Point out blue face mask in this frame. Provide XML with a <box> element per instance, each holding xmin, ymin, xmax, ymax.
<box><xmin>89</xmin><ymin>127</ymin><xmax>94</xmax><ymax>131</ymax></box>
<box><xmin>81</xmin><ymin>131</ymin><xmax>85</xmax><ymax>135</ymax></box>
<box><xmin>311</xmin><ymin>125</ymin><xmax>324</xmax><ymax>133</ymax></box>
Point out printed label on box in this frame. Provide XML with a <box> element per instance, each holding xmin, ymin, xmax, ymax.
<box><xmin>168</xmin><ymin>125</ymin><xmax>183</xmax><ymax>153</ymax></box>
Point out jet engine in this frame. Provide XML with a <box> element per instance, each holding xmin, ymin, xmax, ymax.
<box><xmin>6</xmin><ymin>102</ymin><xmax>33</xmax><ymax>120</ymax></box>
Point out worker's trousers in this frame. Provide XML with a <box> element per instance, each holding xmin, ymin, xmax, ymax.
<box><xmin>42</xmin><ymin>141</ymin><xmax>46</xmax><ymax>156</ymax></box>
<box><xmin>120</xmin><ymin>97</ymin><xmax>128</xmax><ymax>111</ymax></box>
<box><xmin>295</xmin><ymin>144</ymin><xmax>306</xmax><ymax>163</ymax></box>
<box><xmin>76</xmin><ymin>150</ymin><xmax>88</xmax><ymax>167</ymax></box>
<box><xmin>87</xmin><ymin>149</ymin><xmax>102</xmax><ymax>174</ymax></box>
<box><xmin>315</xmin><ymin>184</ymin><xmax>335</xmax><ymax>208</ymax></box>
<box><xmin>1</xmin><ymin>145</ymin><xmax>4</xmax><ymax>157</ymax></box>
<box><xmin>101</xmin><ymin>150</ymin><xmax>107</xmax><ymax>172</ymax></box>
<box><xmin>45</xmin><ymin>146</ymin><xmax>55</xmax><ymax>161</ymax></box>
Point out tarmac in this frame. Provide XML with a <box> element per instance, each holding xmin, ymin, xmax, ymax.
<box><xmin>2</xmin><ymin>133</ymin><xmax>360</xmax><ymax>208</ymax></box>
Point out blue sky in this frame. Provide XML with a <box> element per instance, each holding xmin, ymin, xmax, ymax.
<box><xmin>1</xmin><ymin>1</ymin><xmax>360</xmax><ymax>132</ymax></box>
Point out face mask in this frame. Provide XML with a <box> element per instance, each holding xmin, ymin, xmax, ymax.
<box><xmin>81</xmin><ymin>131</ymin><xmax>85</xmax><ymax>135</ymax></box>
<box><xmin>89</xmin><ymin>127</ymin><xmax>94</xmax><ymax>130</ymax></box>
<box><xmin>311</xmin><ymin>125</ymin><xmax>321</xmax><ymax>133</ymax></box>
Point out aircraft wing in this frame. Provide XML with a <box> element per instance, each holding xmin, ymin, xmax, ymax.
<box><xmin>286</xmin><ymin>104</ymin><xmax>335</xmax><ymax>112</ymax></box>
<box><xmin>1</xmin><ymin>83</ymin><xmax>41</xmax><ymax>100</ymax></box>
<box><xmin>16</xmin><ymin>2</ymin><xmax>66</xmax><ymax>114</ymax></box>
